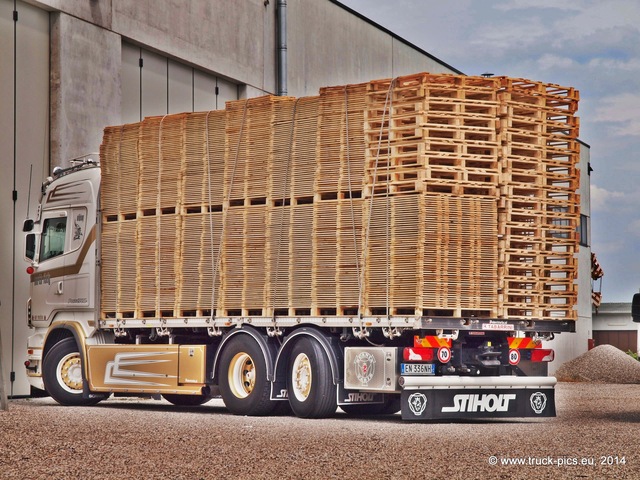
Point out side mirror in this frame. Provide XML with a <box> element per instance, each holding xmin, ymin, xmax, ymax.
<box><xmin>632</xmin><ymin>293</ymin><xmax>640</xmax><ymax>323</ymax></box>
<box><xmin>23</xmin><ymin>219</ymin><xmax>34</xmax><ymax>232</ymax></box>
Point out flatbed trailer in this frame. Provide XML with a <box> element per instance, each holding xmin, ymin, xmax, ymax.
<box><xmin>23</xmin><ymin>72</ymin><xmax>580</xmax><ymax>420</ymax></box>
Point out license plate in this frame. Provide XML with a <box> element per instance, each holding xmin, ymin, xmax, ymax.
<box><xmin>401</xmin><ymin>363</ymin><xmax>435</xmax><ymax>375</ymax></box>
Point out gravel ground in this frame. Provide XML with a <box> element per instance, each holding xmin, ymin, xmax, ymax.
<box><xmin>1</xmin><ymin>382</ymin><xmax>639</xmax><ymax>480</ymax></box>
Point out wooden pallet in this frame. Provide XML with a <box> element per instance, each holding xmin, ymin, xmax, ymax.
<box><xmin>99</xmin><ymin>71</ymin><xmax>580</xmax><ymax>321</ymax></box>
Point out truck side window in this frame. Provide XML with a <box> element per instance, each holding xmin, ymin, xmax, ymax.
<box><xmin>40</xmin><ymin>217</ymin><xmax>67</xmax><ymax>261</ymax></box>
<box><xmin>25</xmin><ymin>234</ymin><xmax>36</xmax><ymax>261</ymax></box>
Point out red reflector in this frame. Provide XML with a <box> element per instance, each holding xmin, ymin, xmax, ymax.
<box><xmin>531</xmin><ymin>349</ymin><xmax>554</xmax><ymax>362</ymax></box>
<box><xmin>26</xmin><ymin>266</ymin><xmax>35</xmax><ymax>275</ymax></box>
<box><xmin>403</xmin><ymin>347</ymin><xmax>435</xmax><ymax>362</ymax></box>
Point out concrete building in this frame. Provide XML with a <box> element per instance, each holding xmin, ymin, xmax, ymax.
<box><xmin>1</xmin><ymin>0</ymin><xmax>589</xmax><ymax>395</ymax></box>
<box><xmin>593</xmin><ymin>303</ymin><xmax>638</xmax><ymax>353</ymax></box>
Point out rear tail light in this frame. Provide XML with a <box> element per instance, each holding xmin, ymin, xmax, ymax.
<box><xmin>403</xmin><ymin>347</ymin><xmax>435</xmax><ymax>362</ymax></box>
<box><xmin>531</xmin><ymin>349</ymin><xmax>554</xmax><ymax>362</ymax></box>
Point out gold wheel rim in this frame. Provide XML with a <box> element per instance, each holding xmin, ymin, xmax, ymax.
<box><xmin>291</xmin><ymin>353</ymin><xmax>311</xmax><ymax>402</ymax></box>
<box><xmin>58</xmin><ymin>353</ymin><xmax>83</xmax><ymax>393</ymax></box>
<box><xmin>228</xmin><ymin>352</ymin><xmax>255</xmax><ymax>399</ymax></box>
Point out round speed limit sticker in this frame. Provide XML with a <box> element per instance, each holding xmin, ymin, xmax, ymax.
<box><xmin>437</xmin><ymin>347</ymin><xmax>451</xmax><ymax>363</ymax></box>
<box><xmin>508</xmin><ymin>349</ymin><xmax>520</xmax><ymax>365</ymax></box>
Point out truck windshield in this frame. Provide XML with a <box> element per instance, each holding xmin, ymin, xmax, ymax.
<box><xmin>40</xmin><ymin>217</ymin><xmax>67</xmax><ymax>261</ymax></box>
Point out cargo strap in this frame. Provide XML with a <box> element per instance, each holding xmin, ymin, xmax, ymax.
<box><xmin>157</xmin><ymin>114</ymin><xmax>169</xmax><ymax>316</ymax></box>
<box><xmin>115</xmin><ymin>125</ymin><xmax>124</xmax><ymax>316</ymax></box>
<box><xmin>359</xmin><ymin>78</ymin><xmax>395</xmax><ymax>326</ymax></box>
<box><xmin>344</xmin><ymin>87</ymin><xmax>362</xmax><ymax>311</ymax></box>
<box><xmin>208</xmin><ymin>99</ymin><xmax>251</xmax><ymax>317</ymax></box>
<box><xmin>205</xmin><ymin>109</ymin><xmax>216</xmax><ymax>315</ymax></box>
<box><xmin>272</xmin><ymin>98</ymin><xmax>300</xmax><ymax>319</ymax></box>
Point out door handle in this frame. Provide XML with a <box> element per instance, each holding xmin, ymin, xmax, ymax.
<box><xmin>56</xmin><ymin>281</ymin><xmax>63</xmax><ymax>295</ymax></box>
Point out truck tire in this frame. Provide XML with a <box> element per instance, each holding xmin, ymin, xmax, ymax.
<box><xmin>218</xmin><ymin>334</ymin><xmax>277</xmax><ymax>416</ymax></box>
<box><xmin>287</xmin><ymin>337</ymin><xmax>337</xmax><ymax>418</ymax></box>
<box><xmin>340</xmin><ymin>395</ymin><xmax>401</xmax><ymax>416</ymax></box>
<box><xmin>42</xmin><ymin>338</ymin><xmax>102</xmax><ymax>406</ymax></box>
<box><xmin>162</xmin><ymin>393</ymin><xmax>210</xmax><ymax>407</ymax></box>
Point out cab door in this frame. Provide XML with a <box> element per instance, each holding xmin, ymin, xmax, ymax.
<box><xmin>30</xmin><ymin>210</ymin><xmax>69</xmax><ymax>323</ymax></box>
<box><xmin>61</xmin><ymin>207</ymin><xmax>93</xmax><ymax>309</ymax></box>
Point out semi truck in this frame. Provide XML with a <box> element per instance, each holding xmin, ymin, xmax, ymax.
<box><xmin>22</xmin><ymin>73</ymin><xmax>579</xmax><ymax>420</ymax></box>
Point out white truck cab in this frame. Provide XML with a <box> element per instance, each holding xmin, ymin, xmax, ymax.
<box><xmin>23</xmin><ymin>155</ymin><xmax>101</xmax><ymax>391</ymax></box>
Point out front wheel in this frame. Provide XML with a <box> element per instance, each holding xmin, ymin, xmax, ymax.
<box><xmin>287</xmin><ymin>337</ymin><xmax>337</xmax><ymax>418</ymax></box>
<box><xmin>42</xmin><ymin>338</ymin><xmax>102</xmax><ymax>406</ymax></box>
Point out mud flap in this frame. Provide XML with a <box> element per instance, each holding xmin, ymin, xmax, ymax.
<box><xmin>337</xmin><ymin>383</ymin><xmax>385</xmax><ymax>406</ymax></box>
<box><xmin>401</xmin><ymin>387</ymin><xmax>556</xmax><ymax>420</ymax></box>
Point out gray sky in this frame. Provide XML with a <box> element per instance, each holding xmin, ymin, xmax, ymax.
<box><xmin>340</xmin><ymin>0</ymin><xmax>640</xmax><ymax>303</ymax></box>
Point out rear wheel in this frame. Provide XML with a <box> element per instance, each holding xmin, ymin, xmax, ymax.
<box><xmin>287</xmin><ymin>337</ymin><xmax>336</xmax><ymax>418</ymax></box>
<box><xmin>42</xmin><ymin>338</ymin><xmax>102</xmax><ymax>406</ymax></box>
<box><xmin>218</xmin><ymin>334</ymin><xmax>277</xmax><ymax>416</ymax></box>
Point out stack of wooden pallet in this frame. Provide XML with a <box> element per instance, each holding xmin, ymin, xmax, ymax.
<box><xmin>362</xmin><ymin>74</ymin><xmax>502</xmax><ymax>316</ymax></box>
<box><xmin>99</xmin><ymin>72</ymin><xmax>580</xmax><ymax>321</ymax></box>
<box><xmin>497</xmin><ymin>79</ymin><xmax>580</xmax><ymax>319</ymax></box>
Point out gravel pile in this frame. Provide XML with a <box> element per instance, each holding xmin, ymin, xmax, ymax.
<box><xmin>555</xmin><ymin>344</ymin><xmax>640</xmax><ymax>383</ymax></box>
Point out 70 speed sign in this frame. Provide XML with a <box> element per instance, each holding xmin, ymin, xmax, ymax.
<box><xmin>437</xmin><ymin>347</ymin><xmax>451</xmax><ymax>363</ymax></box>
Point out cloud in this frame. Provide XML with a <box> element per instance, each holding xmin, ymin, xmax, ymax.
<box><xmin>494</xmin><ymin>0</ymin><xmax>585</xmax><ymax>11</ymax></box>
<box><xmin>587</xmin><ymin>57</ymin><xmax>640</xmax><ymax>71</ymax></box>
<box><xmin>629</xmin><ymin>219</ymin><xmax>640</xmax><ymax>238</ymax></box>
<box><xmin>593</xmin><ymin>93</ymin><xmax>640</xmax><ymax>136</ymax></box>
<box><xmin>592</xmin><ymin>238</ymin><xmax>625</xmax><ymax>256</ymax></box>
<box><xmin>536</xmin><ymin>54</ymin><xmax>578</xmax><ymax>70</ymax></box>
<box><xmin>590</xmin><ymin>185</ymin><xmax>626</xmax><ymax>211</ymax></box>
<box><xmin>554</xmin><ymin>0</ymin><xmax>640</xmax><ymax>38</ymax></box>
<box><xmin>469</xmin><ymin>17</ymin><xmax>550</xmax><ymax>53</ymax></box>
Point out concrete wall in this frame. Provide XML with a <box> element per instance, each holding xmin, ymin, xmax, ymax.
<box><xmin>593</xmin><ymin>303</ymin><xmax>639</xmax><ymax>352</ymax></box>
<box><xmin>287</xmin><ymin>0</ymin><xmax>458</xmax><ymax>96</ymax></box>
<box><xmin>111</xmin><ymin>0</ymin><xmax>275</xmax><ymax>93</ymax></box>
<box><xmin>29</xmin><ymin>0</ymin><xmax>273</xmax><ymax>93</ymax></box>
<box><xmin>28</xmin><ymin>0</ymin><xmax>461</xmax><ymax>167</ymax></box>
<box><xmin>1</xmin><ymin>1</ymin><xmax>49</xmax><ymax>397</ymax></box>
<box><xmin>50</xmin><ymin>13</ymin><xmax>121</xmax><ymax>165</ymax></box>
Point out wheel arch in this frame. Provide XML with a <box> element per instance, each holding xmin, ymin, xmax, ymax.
<box><xmin>212</xmin><ymin>326</ymin><xmax>279</xmax><ymax>384</ymax></box>
<box><xmin>43</xmin><ymin>323</ymin><xmax>86</xmax><ymax>361</ymax></box>
<box><xmin>42</xmin><ymin>321</ymin><xmax>109</xmax><ymax>401</ymax></box>
<box><xmin>274</xmin><ymin>327</ymin><xmax>343</xmax><ymax>388</ymax></box>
